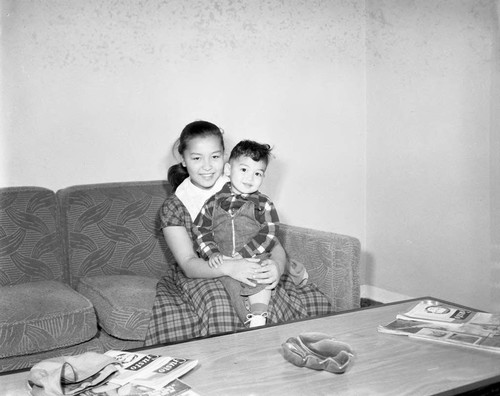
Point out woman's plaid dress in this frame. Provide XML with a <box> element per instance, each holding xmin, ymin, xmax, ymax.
<box><xmin>145</xmin><ymin>194</ymin><xmax>333</xmax><ymax>346</ymax></box>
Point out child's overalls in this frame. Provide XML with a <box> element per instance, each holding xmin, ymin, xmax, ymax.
<box><xmin>212</xmin><ymin>197</ymin><xmax>268</xmax><ymax>297</ymax></box>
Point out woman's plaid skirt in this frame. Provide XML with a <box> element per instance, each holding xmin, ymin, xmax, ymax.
<box><xmin>145</xmin><ymin>266</ymin><xmax>333</xmax><ymax>346</ymax></box>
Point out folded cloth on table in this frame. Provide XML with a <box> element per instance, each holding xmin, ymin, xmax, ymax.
<box><xmin>282</xmin><ymin>332</ymin><xmax>354</xmax><ymax>374</ymax></box>
<box><xmin>27</xmin><ymin>352</ymin><xmax>119</xmax><ymax>396</ymax></box>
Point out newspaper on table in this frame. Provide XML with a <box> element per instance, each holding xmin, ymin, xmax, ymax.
<box><xmin>104</xmin><ymin>350</ymin><xmax>198</xmax><ymax>389</ymax></box>
<box><xmin>378</xmin><ymin>300</ymin><xmax>500</xmax><ymax>353</ymax></box>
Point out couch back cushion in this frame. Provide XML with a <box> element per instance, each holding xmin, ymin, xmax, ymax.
<box><xmin>57</xmin><ymin>181</ymin><xmax>174</xmax><ymax>287</ymax></box>
<box><xmin>0</xmin><ymin>187</ymin><xmax>65</xmax><ymax>285</ymax></box>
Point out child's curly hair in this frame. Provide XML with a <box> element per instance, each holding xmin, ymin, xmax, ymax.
<box><xmin>229</xmin><ymin>140</ymin><xmax>273</xmax><ymax>165</ymax></box>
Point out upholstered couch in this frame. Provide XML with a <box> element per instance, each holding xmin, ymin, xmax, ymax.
<box><xmin>0</xmin><ymin>181</ymin><xmax>360</xmax><ymax>373</ymax></box>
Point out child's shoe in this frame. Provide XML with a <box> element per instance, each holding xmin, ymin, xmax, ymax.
<box><xmin>245</xmin><ymin>312</ymin><xmax>268</xmax><ymax>328</ymax></box>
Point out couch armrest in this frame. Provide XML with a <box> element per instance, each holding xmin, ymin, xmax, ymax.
<box><xmin>278</xmin><ymin>224</ymin><xmax>360</xmax><ymax>311</ymax></box>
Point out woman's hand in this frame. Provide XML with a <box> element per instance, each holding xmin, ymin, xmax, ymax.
<box><xmin>256</xmin><ymin>258</ymin><xmax>280</xmax><ymax>290</ymax></box>
<box><xmin>219</xmin><ymin>257</ymin><xmax>262</xmax><ymax>287</ymax></box>
<box><xmin>220</xmin><ymin>257</ymin><xmax>281</xmax><ymax>289</ymax></box>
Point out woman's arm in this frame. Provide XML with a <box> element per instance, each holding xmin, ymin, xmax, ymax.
<box><xmin>269</xmin><ymin>241</ymin><xmax>286</xmax><ymax>277</ymax></box>
<box><xmin>163</xmin><ymin>226</ymin><xmax>262</xmax><ymax>285</ymax></box>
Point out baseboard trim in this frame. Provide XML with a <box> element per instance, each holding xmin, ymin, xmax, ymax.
<box><xmin>361</xmin><ymin>285</ymin><xmax>413</xmax><ymax>304</ymax></box>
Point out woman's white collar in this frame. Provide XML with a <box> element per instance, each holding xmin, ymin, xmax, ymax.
<box><xmin>175</xmin><ymin>176</ymin><xmax>229</xmax><ymax>220</ymax></box>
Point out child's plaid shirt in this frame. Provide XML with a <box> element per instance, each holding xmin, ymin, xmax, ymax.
<box><xmin>193</xmin><ymin>182</ymin><xmax>280</xmax><ymax>259</ymax></box>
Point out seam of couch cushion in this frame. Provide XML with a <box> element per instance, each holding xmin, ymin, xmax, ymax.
<box><xmin>0</xmin><ymin>306</ymin><xmax>95</xmax><ymax>327</ymax></box>
<box><xmin>0</xmin><ymin>331</ymin><xmax>102</xmax><ymax>362</ymax></box>
<box><xmin>0</xmin><ymin>311</ymin><xmax>98</xmax><ymax>359</ymax></box>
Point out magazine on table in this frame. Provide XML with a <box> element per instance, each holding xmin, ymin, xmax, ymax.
<box><xmin>83</xmin><ymin>350</ymin><xmax>199</xmax><ymax>395</ymax></box>
<box><xmin>396</xmin><ymin>300</ymin><xmax>500</xmax><ymax>329</ymax></box>
<box><xmin>379</xmin><ymin>300</ymin><xmax>500</xmax><ymax>353</ymax></box>
<box><xmin>104</xmin><ymin>350</ymin><xmax>198</xmax><ymax>389</ymax></box>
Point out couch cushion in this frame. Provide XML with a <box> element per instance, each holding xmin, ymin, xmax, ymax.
<box><xmin>0</xmin><ymin>280</ymin><xmax>97</xmax><ymax>358</ymax></box>
<box><xmin>56</xmin><ymin>181</ymin><xmax>174</xmax><ymax>288</ymax></box>
<box><xmin>77</xmin><ymin>275</ymin><xmax>157</xmax><ymax>341</ymax></box>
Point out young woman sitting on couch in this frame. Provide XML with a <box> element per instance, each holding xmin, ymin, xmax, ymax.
<box><xmin>145</xmin><ymin>120</ymin><xmax>333</xmax><ymax>345</ymax></box>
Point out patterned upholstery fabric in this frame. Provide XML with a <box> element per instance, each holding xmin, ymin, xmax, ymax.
<box><xmin>0</xmin><ymin>187</ymin><xmax>97</xmax><ymax>362</ymax></box>
<box><xmin>77</xmin><ymin>275</ymin><xmax>158</xmax><ymax>340</ymax></box>
<box><xmin>0</xmin><ymin>337</ymin><xmax>103</xmax><ymax>373</ymax></box>
<box><xmin>56</xmin><ymin>181</ymin><xmax>174</xmax><ymax>287</ymax></box>
<box><xmin>56</xmin><ymin>181</ymin><xmax>173</xmax><ymax>342</ymax></box>
<box><xmin>92</xmin><ymin>328</ymin><xmax>144</xmax><ymax>354</ymax></box>
<box><xmin>279</xmin><ymin>224</ymin><xmax>360</xmax><ymax>311</ymax></box>
<box><xmin>0</xmin><ymin>280</ymin><xmax>97</xmax><ymax>358</ymax></box>
<box><xmin>0</xmin><ymin>187</ymin><xmax>64</xmax><ymax>285</ymax></box>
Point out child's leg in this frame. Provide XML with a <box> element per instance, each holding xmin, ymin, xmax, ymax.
<box><xmin>246</xmin><ymin>289</ymin><xmax>271</xmax><ymax>328</ymax></box>
<box><xmin>248</xmin><ymin>289</ymin><xmax>271</xmax><ymax>314</ymax></box>
<box><xmin>218</xmin><ymin>276</ymin><xmax>250</xmax><ymax>324</ymax></box>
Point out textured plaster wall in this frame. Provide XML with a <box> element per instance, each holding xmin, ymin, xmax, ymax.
<box><xmin>1</xmin><ymin>0</ymin><xmax>366</xmax><ymax>240</ymax></box>
<box><xmin>366</xmin><ymin>0</ymin><xmax>498</xmax><ymax>311</ymax></box>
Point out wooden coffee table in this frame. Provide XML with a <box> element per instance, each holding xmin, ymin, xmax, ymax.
<box><xmin>2</xmin><ymin>298</ymin><xmax>499</xmax><ymax>395</ymax></box>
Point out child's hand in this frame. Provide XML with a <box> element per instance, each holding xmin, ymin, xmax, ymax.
<box><xmin>208</xmin><ymin>253</ymin><xmax>224</xmax><ymax>268</ymax></box>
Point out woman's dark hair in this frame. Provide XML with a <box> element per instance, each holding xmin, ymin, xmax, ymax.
<box><xmin>168</xmin><ymin>120</ymin><xmax>225</xmax><ymax>191</ymax></box>
<box><xmin>229</xmin><ymin>140</ymin><xmax>273</xmax><ymax>166</ymax></box>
